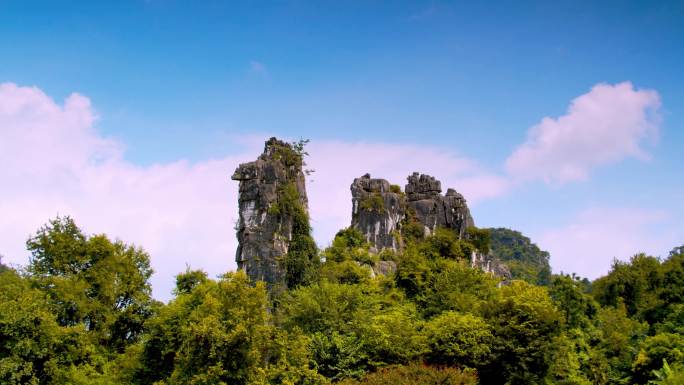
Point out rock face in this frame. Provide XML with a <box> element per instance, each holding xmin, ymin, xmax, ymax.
<box><xmin>350</xmin><ymin>172</ymin><xmax>510</xmax><ymax>280</ymax></box>
<box><xmin>350</xmin><ymin>172</ymin><xmax>474</xmax><ymax>251</ymax></box>
<box><xmin>231</xmin><ymin>137</ymin><xmax>308</xmax><ymax>286</ymax></box>
<box><xmin>405</xmin><ymin>172</ymin><xmax>474</xmax><ymax>239</ymax></box>
<box><xmin>471</xmin><ymin>251</ymin><xmax>512</xmax><ymax>281</ymax></box>
<box><xmin>350</xmin><ymin>174</ymin><xmax>405</xmax><ymax>251</ymax></box>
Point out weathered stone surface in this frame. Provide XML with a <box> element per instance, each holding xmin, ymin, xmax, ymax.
<box><xmin>350</xmin><ymin>172</ymin><xmax>475</xmax><ymax>251</ymax></box>
<box><xmin>350</xmin><ymin>172</ymin><xmax>510</xmax><ymax>279</ymax></box>
<box><xmin>350</xmin><ymin>174</ymin><xmax>405</xmax><ymax>251</ymax></box>
<box><xmin>471</xmin><ymin>251</ymin><xmax>512</xmax><ymax>282</ymax></box>
<box><xmin>405</xmin><ymin>172</ymin><xmax>474</xmax><ymax>239</ymax></box>
<box><xmin>232</xmin><ymin>137</ymin><xmax>308</xmax><ymax>286</ymax></box>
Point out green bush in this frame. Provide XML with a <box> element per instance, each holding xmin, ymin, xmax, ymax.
<box><xmin>338</xmin><ymin>363</ymin><xmax>477</xmax><ymax>385</ymax></box>
<box><xmin>320</xmin><ymin>261</ymin><xmax>371</xmax><ymax>285</ymax></box>
<box><xmin>465</xmin><ymin>227</ymin><xmax>490</xmax><ymax>254</ymax></box>
<box><xmin>401</xmin><ymin>221</ymin><xmax>425</xmax><ymax>242</ymax></box>
<box><xmin>423</xmin><ymin>312</ymin><xmax>493</xmax><ymax>368</ymax></box>
<box><xmin>632</xmin><ymin>333</ymin><xmax>684</xmax><ymax>384</ymax></box>
<box><xmin>269</xmin><ymin>182</ymin><xmax>319</xmax><ymax>288</ymax></box>
<box><xmin>482</xmin><ymin>281</ymin><xmax>563</xmax><ymax>384</ymax></box>
<box><xmin>359</xmin><ymin>194</ymin><xmax>385</xmax><ymax>213</ymax></box>
<box><xmin>421</xmin><ymin>228</ymin><xmax>473</xmax><ymax>261</ymax></box>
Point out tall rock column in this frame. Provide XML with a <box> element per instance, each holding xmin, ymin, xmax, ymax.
<box><xmin>350</xmin><ymin>174</ymin><xmax>406</xmax><ymax>251</ymax></box>
<box><xmin>231</xmin><ymin>137</ymin><xmax>311</xmax><ymax>287</ymax></box>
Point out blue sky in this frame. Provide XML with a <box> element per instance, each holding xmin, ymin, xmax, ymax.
<box><xmin>1</xmin><ymin>0</ymin><xmax>682</xmax><ymax>299</ymax></box>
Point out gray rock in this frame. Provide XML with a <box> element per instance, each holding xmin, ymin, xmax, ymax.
<box><xmin>231</xmin><ymin>137</ymin><xmax>309</xmax><ymax>287</ymax></box>
<box><xmin>350</xmin><ymin>174</ymin><xmax>406</xmax><ymax>251</ymax></box>
<box><xmin>350</xmin><ymin>172</ymin><xmax>475</xmax><ymax>250</ymax></box>
<box><xmin>405</xmin><ymin>172</ymin><xmax>474</xmax><ymax>238</ymax></box>
<box><xmin>350</xmin><ymin>172</ymin><xmax>510</xmax><ymax>279</ymax></box>
<box><xmin>471</xmin><ymin>251</ymin><xmax>512</xmax><ymax>282</ymax></box>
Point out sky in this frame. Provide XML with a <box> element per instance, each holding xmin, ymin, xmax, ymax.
<box><xmin>0</xmin><ymin>0</ymin><xmax>682</xmax><ymax>300</ymax></box>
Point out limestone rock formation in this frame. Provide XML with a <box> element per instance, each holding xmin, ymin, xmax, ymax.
<box><xmin>471</xmin><ymin>251</ymin><xmax>512</xmax><ymax>281</ymax></box>
<box><xmin>350</xmin><ymin>172</ymin><xmax>510</xmax><ymax>280</ymax></box>
<box><xmin>350</xmin><ymin>174</ymin><xmax>405</xmax><ymax>251</ymax></box>
<box><xmin>232</xmin><ymin>137</ymin><xmax>309</xmax><ymax>286</ymax></box>
<box><xmin>350</xmin><ymin>172</ymin><xmax>474</xmax><ymax>251</ymax></box>
<box><xmin>405</xmin><ymin>172</ymin><xmax>474</xmax><ymax>239</ymax></box>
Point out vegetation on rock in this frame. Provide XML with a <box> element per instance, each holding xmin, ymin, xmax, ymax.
<box><xmin>487</xmin><ymin>227</ymin><xmax>552</xmax><ymax>285</ymax></box>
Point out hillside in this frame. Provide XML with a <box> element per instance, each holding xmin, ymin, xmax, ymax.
<box><xmin>486</xmin><ymin>228</ymin><xmax>552</xmax><ymax>285</ymax></box>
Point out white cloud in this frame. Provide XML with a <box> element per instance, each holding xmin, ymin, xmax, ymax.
<box><xmin>506</xmin><ymin>82</ymin><xmax>661</xmax><ymax>184</ymax></box>
<box><xmin>535</xmin><ymin>207</ymin><xmax>679</xmax><ymax>279</ymax></box>
<box><xmin>0</xmin><ymin>82</ymin><xmax>261</xmax><ymax>299</ymax></box>
<box><xmin>3</xmin><ymin>81</ymin><xmax>672</xmax><ymax>298</ymax></box>
<box><xmin>0</xmin><ymin>83</ymin><xmax>504</xmax><ymax>300</ymax></box>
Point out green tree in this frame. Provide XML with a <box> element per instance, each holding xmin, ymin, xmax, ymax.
<box><xmin>423</xmin><ymin>311</ymin><xmax>493</xmax><ymax>368</ymax></box>
<box><xmin>324</xmin><ymin>228</ymin><xmax>369</xmax><ymax>263</ymax></box>
<box><xmin>420</xmin><ymin>228</ymin><xmax>473</xmax><ymax>261</ymax></box>
<box><xmin>482</xmin><ymin>281</ymin><xmax>563</xmax><ymax>384</ymax></box>
<box><xmin>338</xmin><ymin>363</ymin><xmax>477</xmax><ymax>385</ymax></box>
<box><xmin>320</xmin><ymin>260</ymin><xmax>372</xmax><ymax>285</ymax></box>
<box><xmin>466</xmin><ymin>227</ymin><xmax>491</xmax><ymax>254</ymax></box>
<box><xmin>594</xmin><ymin>302</ymin><xmax>648</xmax><ymax>384</ymax></box>
<box><xmin>271</xmin><ymin>183</ymin><xmax>320</xmax><ymax>288</ymax></box>
<box><xmin>546</xmin><ymin>332</ymin><xmax>593</xmax><ymax>385</ymax></box>
<box><xmin>659</xmin><ymin>250</ymin><xmax>684</xmax><ymax>315</ymax></box>
<box><xmin>139</xmin><ymin>271</ymin><xmax>324</xmax><ymax>385</ymax></box>
<box><xmin>656</xmin><ymin>304</ymin><xmax>684</xmax><ymax>335</ymax></box>
<box><xmin>487</xmin><ymin>228</ymin><xmax>551</xmax><ymax>285</ymax></box>
<box><xmin>309</xmin><ymin>331</ymin><xmax>368</xmax><ymax>380</ymax></box>
<box><xmin>25</xmin><ymin>216</ymin><xmax>155</xmax><ymax>353</ymax></box>
<box><xmin>174</xmin><ymin>268</ymin><xmax>209</xmax><ymax>295</ymax></box>
<box><xmin>632</xmin><ymin>333</ymin><xmax>684</xmax><ymax>384</ymax></box>
<box><xmin>356</xmin><ymin>303</ymin><xmax>426</xmax><ymax>367</ymax></box>
<box><xmin>550</xmin><ymin>274</ymin><xmax>599</xmax><ymax>329</ymax></box>
<box><xmin>0</xmin><ymin>269</ymin><xmax>94</xmax><ymax>384</ymax></box>
<box><xmin>592</xmin><ymin>254</ymin><xmax>663</xmax><ymax>324</ymax></box>
<box><xmin>278</xmin><ymin>280</ymin><xmax>419</xmax><ymax>379</ymax></box>
<box><xmin>649</xmin><ymin>359</ymin><xmax>684</xmax><ymax>385</ymax></box>
<box><xmin>422</xmin><ymin>259</ymin><xmax>500</xmax><ymax>317</ymax></box>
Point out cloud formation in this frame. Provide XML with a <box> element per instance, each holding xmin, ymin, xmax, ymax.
<box><xmin>506</xmin><ymin>82</ymin><xmax>661</xmax><ymax>184</ymax></box>
<box><xmin>536</xmin><ymin>207</ymin><xmax>678</xmax><ymax>279</ymax></box>
<box><xmin>0</xmin><ymin>81</ymin><xmax>674</xmax><ymax>298</ymax></box>
<box><xmin>0</xmin><ymin>83</ymin><xmax>503</xmax><ymax>299</ymax></box>
<box><xmin>0</xmin><ymin>83</ymin><xmax>264</xmax><ymax>299</ymax></box>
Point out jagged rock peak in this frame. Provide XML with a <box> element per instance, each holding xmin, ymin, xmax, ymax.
<box><xmin>352</xmin><ymin>173</ymin><xmax>392</xmax><ymax>194</ymax></box>
<box><xmin>349</xmin><ymin>172</ymin><xmax>509</xmax><ymax>279</ymax></box>
<box><xmin>405</xmin><ymin>172</ymin><xmax>442</xmax><ymax>197</ymax></box>
<box><xmin>350</xmin><ymin>174</ymin><xmax>405</xmax><ymax>252</ymax></box>
<box><xmin>350</xmin><ymin>172</ymin><xmax>475</xmax><ymax>251</ymax></box>
<box><xmin>403</xmin><ymin>173</ymin><xmax>474</xmax><ymax>238</ymax></box>
<box><xmin>231</xmin><ymin>137</ymin><xmax>309</xmax><ymax>287</ymax></box>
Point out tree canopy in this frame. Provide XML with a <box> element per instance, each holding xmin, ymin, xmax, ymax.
<box><xmin>1</xmin><ymin>217</ymin><xmax>683</xmax><ymax>384</ymax></box>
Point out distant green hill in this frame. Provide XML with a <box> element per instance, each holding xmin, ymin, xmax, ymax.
<box><xmin>486</xmin><ymin>228</ymin><xmax>551</xmax><ymax>285</ymax></box>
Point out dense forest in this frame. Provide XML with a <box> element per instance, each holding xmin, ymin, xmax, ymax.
<box><xmin>1</xmin><ymin>216</ymin><xmax>683</xmax><ymax>385</ymax></box>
